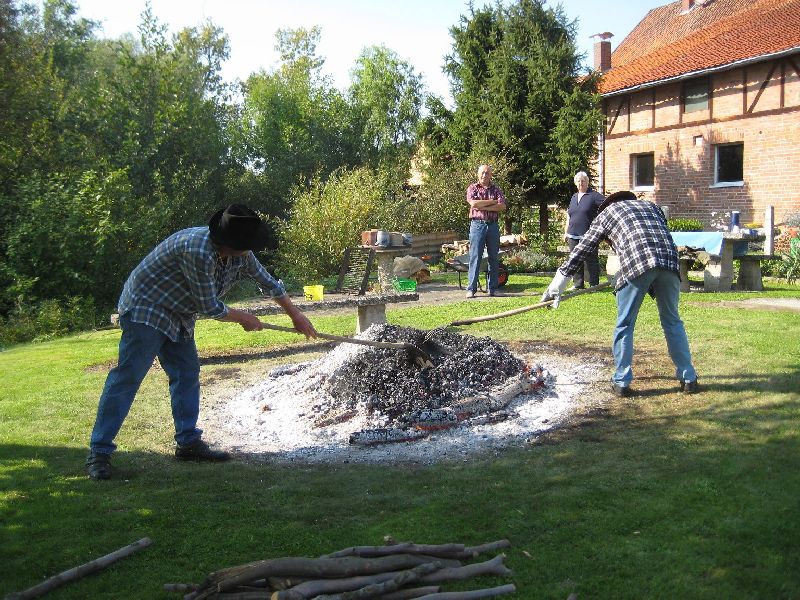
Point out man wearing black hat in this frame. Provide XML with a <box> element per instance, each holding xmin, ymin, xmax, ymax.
<box><xmin>85</xmin><ymin>204</ymin><xmax>317</xmax><ymax>480</ymax></box>
<box><xmin>541</xmin><ymin>191</ymin><xmax>698</xmax><ymax>397</ymax></box>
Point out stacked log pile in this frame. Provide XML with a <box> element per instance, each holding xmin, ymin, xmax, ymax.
<box><xmin>165</xmin><ymin>539</ymin><xmax>516</xmax><ymax>599</ymax></box>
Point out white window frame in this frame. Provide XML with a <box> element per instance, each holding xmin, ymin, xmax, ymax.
<box><xmin>711</xmin><ymin>142</ymin><xmax>744</xmax><ymax>188</ymax></box>
<box><xmin>632</xmin><ymin>152</ymin><xmax>655</xmax><ymax>191</ymax></box>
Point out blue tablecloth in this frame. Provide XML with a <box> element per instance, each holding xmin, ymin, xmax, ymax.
<box><xmin>670</xmin><ymin>232</ymin><xmax>749</xmax><ymax>257</ymax></box>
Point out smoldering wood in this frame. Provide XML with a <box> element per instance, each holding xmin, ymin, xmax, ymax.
<box><xmin>451</xmin><ymin>373</ymin><xmax>537</xmax><ymax>418</ymax></box>
<box><xmin>195</xmin><ymin>555</ymin><xmax>451</xmax><ymax>599</ymax></box>
<box><xmin>411</xmin><ymin>583</ymin><xmax>516</xmax><ymax>599</ymax></box>
<box><xmin>418</xmin><ymin>555</ymin><xmax>512</xmax><ymax>584</ymax></box>
<box><xmin>459</xmin><ymin>412</ymin><xmax>513</xmax><ymax>427</ymax></box>
<box><xmin>311</xmin><ymin>562</ymin><xmax>442</xmax><ymax>600</ymax></box>
<box><xmin>322</xmin><ymin>543</ymin><xmax>465</xmax><ymax>559</ymax></box>
<box><xmin>5</xmin><ymin>537</ymin><xmax>152</xmax><ymax>600</ymax></box>
<box><xmin>348</xmin><ymin>427</ymin><xmax>429</xmax><ymax>446</ymax></box>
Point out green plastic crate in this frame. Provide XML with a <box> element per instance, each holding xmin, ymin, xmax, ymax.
<box><xmin>392</xmin><ymin>278</ymin><xmax>417</xmax><ymax>292</ymax></box>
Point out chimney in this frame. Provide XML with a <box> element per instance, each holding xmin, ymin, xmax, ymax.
<box><xmin>592</xmin><ymin>32</ymin><xmax>613</xmax><ymax>72</ymax></box>
<box><xmin>682</xmin><ymin>0</ymin><xmax>695</xmax><ymax>9</ymax></box>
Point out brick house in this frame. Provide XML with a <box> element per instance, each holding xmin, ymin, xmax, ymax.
<box><xmin>595</xmin><ymin>0</ymin><xmax>800</xmax><ymax>226</ymax></box>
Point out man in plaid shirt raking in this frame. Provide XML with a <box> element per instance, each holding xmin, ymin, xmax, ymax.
<box><xmin>85</xmin><ymin>204</ymin><xmax>317</xmax><ymax>480</ymax></box>
<box><xmin>542</xmin><ymin>191</ymin><xmax>699</xmax><ymax>397</ymax></box>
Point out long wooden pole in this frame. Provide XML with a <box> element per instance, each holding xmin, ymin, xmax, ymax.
<box><xmin>449</xmin><ymin>282</ymin><xmax>611</xmax><ymax>327</ymax></box>
<box><xmin>6</xmin><ymin>537</ymin><xmax>152</xmax><ymax>600</ymax></box>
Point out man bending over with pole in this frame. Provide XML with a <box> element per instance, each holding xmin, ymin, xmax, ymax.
<box><xmin>85</xmin><ymin>204</ymin><xmax>317</xmax><ymax>480</ymax></box>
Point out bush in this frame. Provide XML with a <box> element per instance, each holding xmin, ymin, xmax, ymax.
<box><xmin>0</xmin><ymin>296</ymin><xmax>101</xmax><ymax>348</ymax></box>
<box><xmin>668</xmin><ymin>218</ymin><xmax>704</xmax><ymax>231</ymax></box>
<box><xmin>504</xmin><ymin>249</ymin><xmax>560</xmax><ymax>273</ymax></box>
<box><xmin>278</xmin><ymin>167</ymin><xmax>404</xmax><ymax>281</ymax></box>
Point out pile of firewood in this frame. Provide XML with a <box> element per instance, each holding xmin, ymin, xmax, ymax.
<box><xmin>165</xmin><ymin>539</ymin><xmax>516</xmax><ymax>599</ymax></box>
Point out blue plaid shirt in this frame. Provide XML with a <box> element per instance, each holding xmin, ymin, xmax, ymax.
<box><xmin>560</xmin><ymin>199</ymin><xmax>679</xmax><ymax>291</ymax></box>
<box><xmin>118</xmin><ymin>227</ymin><xmax>285</xmax><ymax>341</ymax></box>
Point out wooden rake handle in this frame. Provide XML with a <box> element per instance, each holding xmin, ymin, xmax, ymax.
<box><xmin>449</xmin><ymin>281</ymin><xmax>611</xmax><ymax>327</ymax></box>
<box><xmin>258</xmin><ymin>321</ymin><xmax>421</xmax><ymax>352</ymax></box>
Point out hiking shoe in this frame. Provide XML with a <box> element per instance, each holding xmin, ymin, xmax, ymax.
<box><xmin>175</xmin><ymin>439</ymin><xmax>230</xmax><ymax>462</ymax></box>
<box><xmin>85</xmin><ymin>451</ymin><xmax>112</xmax><ymax>480</ymax></box>
<box><xmin>611</xmin><ymin>383</ymin><xmax>631</xmax><ymax>397</ymax></box>
<box><xmin>680</xmin><ymin>379</ymin><xmax>700</xmax><ymax>394</ymax></box>
<box><xmin>466</xmin><ymin>291</ymin><xmax>476</xmax><ymax>299</ymax></box>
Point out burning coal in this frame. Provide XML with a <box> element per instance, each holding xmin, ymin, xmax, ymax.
<box><xmin>208</xmin><ymin>324</ymin><xmax>595</xmax><ymax>463</ymax></box>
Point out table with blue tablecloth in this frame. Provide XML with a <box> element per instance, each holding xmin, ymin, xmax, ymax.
<box><xmin>670</xmin><ymin>231</ymin><xmax>763</xmax><ymax>291</ymax></box>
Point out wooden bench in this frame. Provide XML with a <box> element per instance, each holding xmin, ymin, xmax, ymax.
<box><xmin>734</xmin><ymin>255</ymin><xmax>782</xmax><ymax>291</ymax></box>
<box><xmin>242</xmin><ymin>293</ymin><xmax>419</xmax><ymax>334</ymax></box>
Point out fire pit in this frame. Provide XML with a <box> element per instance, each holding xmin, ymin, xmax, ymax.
<box><xmin>203</xmin><ymin>325</ymin><xmax>606</xmax><ymax>463</ymax></box>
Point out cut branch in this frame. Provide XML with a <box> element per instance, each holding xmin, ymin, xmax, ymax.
<box><xmin>6</xmin><ymin>537</ymin><xmax>152</xmax><ymax>600</ymax></box>
<box><xmin>311</xmin><ymin>562</ymin><xmax>442</xmax><ymax>600</ymax></box>
<box><xmin>452</xmin><ymin>540</ymin><xmax>512</xmax><ymax>560</ymax></box>
<box><xmin>322</xmin><ymin>543</ymin><xmax>465</xmax><ymax>559</ymax></box>
<box><xmin>380</xmin><ymin>587</ymin><xmax>441</xmax><ymax>599</ymax></box>
<box><xmin>419</xmin><ymin>555</ymin><xmax>512</xmax><ymax>584</ymax></box>
<box><xmin>196</xmin><ymin>555</ymin><xmax>451</xmax><ymax>599</ymax></box>
<box><xmin>413</xmin><ymin>583</ymin><xmax>516</xmax><ymax>599</ymax></box>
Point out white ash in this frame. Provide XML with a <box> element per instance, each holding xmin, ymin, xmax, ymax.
<box><xmin>204</xmin><ymin>326</ymin><xmax>606</xmax><ymax>464</ymax></box>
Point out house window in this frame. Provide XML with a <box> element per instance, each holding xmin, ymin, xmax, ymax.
<box><xmin>683</xmin><ymin>77</ymin><xmax>709</xmax><ymax>113</ymax></box>
<box><xmin>715</xmin><ymin>143</ymin><xmax>743</xmax><ymax>184</ymax></box>
<box><xmin>632</xmin><ymin>153</ymin><xmax>655</xmax><ymax>188</ymax></box>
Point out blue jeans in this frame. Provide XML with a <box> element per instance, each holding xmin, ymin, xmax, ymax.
<box><xmin>612</xmin><ymin>269</ymin><xmax>697</xmax><ymax>387</ymax></box>
<box><xmin>567</xmin><ymin>237</ymin><xmax>600</xmax><ymax>287</ymax></box>
<box><xmin>89</xmin><ymin>314</ymin><xmax>202</xmax><ymax>454</ymax></box>
<box><xmin>467</xmin><ymin>220</ymin><xmax>500</xmax><ymax>293</ymax></box>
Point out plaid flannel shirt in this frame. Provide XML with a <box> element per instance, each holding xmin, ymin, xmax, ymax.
<box><xmin>560</xmin><ymin>199</ymin><xmax>679</xmax><ymax>291</ymax></box>
<box><xmin>118</xmin><ymin>227</ymin><xmax>285</xmax><ymax>341</ymax></box>
<box><xmin>467</xmin><ymin>182</ymin><xmax>506</xmax><ymax>222</ymax></box>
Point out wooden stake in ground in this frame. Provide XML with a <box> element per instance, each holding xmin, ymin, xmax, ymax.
<box><xmin>5</xmin><ymin>537</ymin><xmax>152</xmax><ymax>600</ymax></box>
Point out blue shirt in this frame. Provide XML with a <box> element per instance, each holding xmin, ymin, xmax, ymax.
<box><xmin>560</xmin><ymin>199</ymin><xmax>679</xmax><ymax>291</ymax></box>
<box><xmin>118</xmin><ymin>227</ymin><xmax>285</xmax><ymax>341</ymax></box>
<box><xmin>566</xmin><ymin>190</ymin><xmax>605</xmax><ymax>238</ymax></box>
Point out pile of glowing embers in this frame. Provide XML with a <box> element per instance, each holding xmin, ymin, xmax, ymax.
<box><xmin>270</xmin><ymin>325</ymin><xmax>546</xmax><ymax>446</ymax></box>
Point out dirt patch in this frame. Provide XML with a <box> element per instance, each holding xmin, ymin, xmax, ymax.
<box><xmin>197</xmin><ymin>330</ymin><xmax>612</xmax><ymax>465</ymax></box>
<box><xmin>717</xmin><ymin>297</ymin><xmax>800</xmax><ymax>312</ymax></box>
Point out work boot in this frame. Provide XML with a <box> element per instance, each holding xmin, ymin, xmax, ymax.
<box><xmin>85</xmin><ymin>450</ymin><xmax>112</xmax><ymax>480</ymax></box>
<box><xmin>611</xmin><ymin>383</ymin><xmax>631</xmax><ymax>397</ymax></box>
<box><xmin>680</xmin><ymin>379</ymin><xmax>700</xmax><ymax>394</ymax></box>
<box><xmin>175</xmin><ymin>439</ymin><xmax>230</xmax><ymax>462</ymax></box>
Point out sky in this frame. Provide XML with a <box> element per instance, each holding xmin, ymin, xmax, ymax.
<box><xmin>66</xmin><ymin>0</ymin><xmax>664</xmax><ymax>106</ymax></box>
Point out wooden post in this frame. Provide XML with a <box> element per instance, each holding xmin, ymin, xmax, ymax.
<box><xmin>764</xmin><ymin>205</ymin><xmax>774</xmax><ymax>255</ymax></box>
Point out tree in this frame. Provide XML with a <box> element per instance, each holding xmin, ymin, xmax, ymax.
<box><xmin>349</xmin><ymin>45</ymin><xmax>423</xmax><ymax>170</ymax></box>
<box><xmin>0</xmin><ymin>0</ymin><xmax>236</xmax><ymax>312</ymax></box>
<box><xmin>427</xmin><ymin>0</ymin><xmax>602</xmax><ymax>232</ymax></box>
<box><xmin>235</xmin><ymin>27</ymin><xmax>358</xmax><ymax>216</ymax></box>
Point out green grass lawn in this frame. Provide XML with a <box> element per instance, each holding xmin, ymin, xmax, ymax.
<box><xmin>1</xmin><ymin>276</ymin><xmax>799</xmax><ymax>599</ymax></box>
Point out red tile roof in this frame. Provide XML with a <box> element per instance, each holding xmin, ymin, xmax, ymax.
<box><xmin>599</xmin><ymin>0</ymin><xmax>800</xmax><ymax>95</ymax></box>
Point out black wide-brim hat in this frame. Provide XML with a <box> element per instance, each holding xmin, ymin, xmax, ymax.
<box><xmin>597</xmin><ymin>190</ymin><xmax>637</xmax><ymax>214</ymax></box>
<box><xmin>208</xmin><ymin>204</ymin><xmax>271</xmax><ymax>251</ymax></box>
